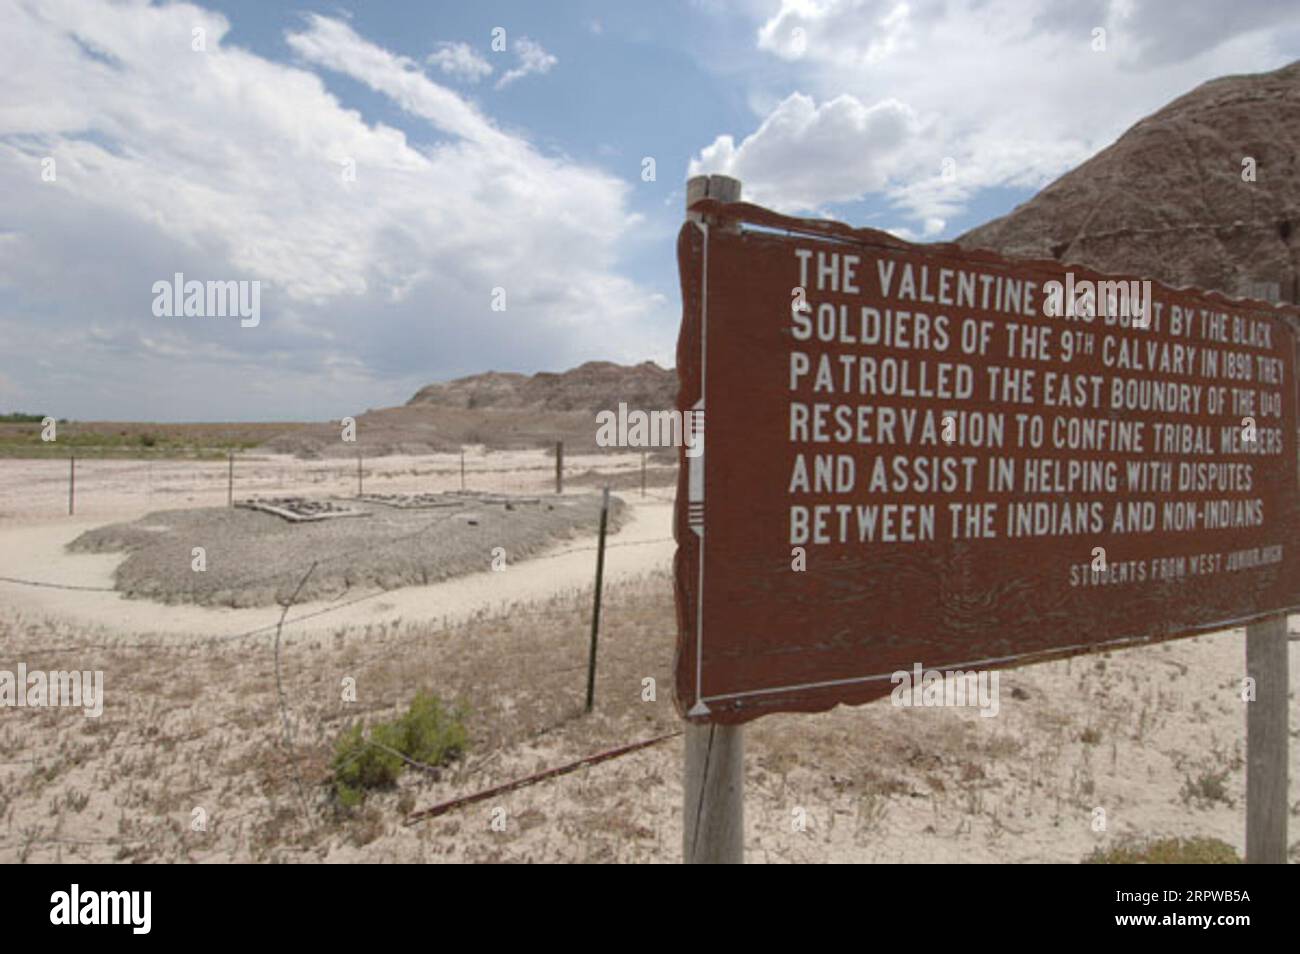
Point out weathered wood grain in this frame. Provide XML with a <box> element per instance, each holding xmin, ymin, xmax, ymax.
<box><xmin>675</xmin><ymin>201</ymin><xmax>1300</xmax><ymax>725</ymax></box>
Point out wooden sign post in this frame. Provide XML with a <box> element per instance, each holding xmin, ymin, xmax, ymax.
<box><xmin>1246</xmin><ymin>613</ymin><xmax>1288</xmax><ymax>862</ymax></box>
<box><xmin>681</xmin><ymin>174</ymin><xmax>745</xmax><ymax>864</ymax></box>
<box><xmin>1245</xmin><ymin>284</ymin><xmax>1293</xmax><ymax>864</ymax></box>
<box><xmin>674</xmin><ymin>180</ymin><xmax>1300</xmax><ymax>864</ymax></box>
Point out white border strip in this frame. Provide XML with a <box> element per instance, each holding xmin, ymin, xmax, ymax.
<box><xmin>693</xmin><ymin>221</ymin><xmax>709</xmax><ymax>711</ymax></box>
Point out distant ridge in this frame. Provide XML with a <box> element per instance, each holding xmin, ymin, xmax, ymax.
<box><xmin>407</xmin><ymin>360</ymin><xmax>676</xmax><ymax>413</ymax></box>
<box><xmin>263</xmin><ymin>361</ymin><xmax>677</xmax><ymax>457</ymax></box>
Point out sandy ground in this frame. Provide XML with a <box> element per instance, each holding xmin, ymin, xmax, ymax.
<box><xmin>0</xmin><ymin>450</ymin><xmax>672</xmax><ymax>641</ymax></box>
<box><xmin>0</xmin><ymin>449</ymin><xmax>1296</xmax><ymax>863</ymax></box>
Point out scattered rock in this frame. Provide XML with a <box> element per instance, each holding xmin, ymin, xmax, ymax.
<box><xmin>960</xmin><ymin>61</ymin><xmax>1300</xmax><ymax>308</ymax></box>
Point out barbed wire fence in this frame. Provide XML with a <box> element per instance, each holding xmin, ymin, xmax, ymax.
<box><xmin>0</xmin><ymin>444</ymin><xmax>681</xmax><ymax>860</ymax></box>
<box><xmin>0</xmin><ymin>444</ymin><xmax>680</xmax><ymax>517</ymax></box>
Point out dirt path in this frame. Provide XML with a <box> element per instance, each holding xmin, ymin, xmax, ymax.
<box><xmin>2</xmin><ymin>450</ymin><xmax>1296</xmax><ymax>865</ymax></box>
<box><xmin>0</xmin><ymin>450</ymin><xmax>675</xmax><ymax>643</ymax></box>
<box><xmin>0</xmin><ymin>501</ymin><xmax>673</xmax><ymax>644</ymax></box>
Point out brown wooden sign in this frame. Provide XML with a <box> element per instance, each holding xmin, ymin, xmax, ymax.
<box><xmin>674</xmin><ymin>199</ymin><xmax>1300</xmax><ymax>724</ymax></box>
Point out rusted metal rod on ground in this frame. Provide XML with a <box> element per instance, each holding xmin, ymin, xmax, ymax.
<box><xmin>404</xmin><ymin>730</ymin><xmax>681</xmax><ymax>824</ymax></box>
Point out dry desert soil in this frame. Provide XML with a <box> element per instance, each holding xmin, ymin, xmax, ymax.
<box><xmin>0</xmin><ymin>448</ymin><xmax>1296</xmax><ymax>863</ymax></box>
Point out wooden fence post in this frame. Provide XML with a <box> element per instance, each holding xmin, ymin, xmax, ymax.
<box><xmin>68</xmin><ymin>453</ymin><xmax>75</xmax><ymax>516</ymax></box>
<box><xmin>228</xmin><ymin>451</ymin><xmax>234</xmax><ymax>507</ymax></box>
<box><xmin>555</xmin><ymin>440</ymin><xmax>564</xmax><ymax>495</ymax></box>
<box><xmin>682</xmin><ymin>172</ymin><xmax>745</xmax><ymax>864</ymax></box>
<box><xmin>585</xmin><ymin>486</ymin><xmax>611</xmax><ymax>713</ymax></box>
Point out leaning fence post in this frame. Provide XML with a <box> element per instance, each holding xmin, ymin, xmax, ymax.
<box><xmin>585</xmin><ymin>486</ymin><xmax>611</xmax><ymax>713</ymax></box>
<box><xmin>555</xmin><ymin>440</ymin><xmax>564</xmax><ymax>495</ymax></box>
<box><xmin>681</xmin><ymin>172</ymin><xmax>745</xmax><ymax>864</ymax></box>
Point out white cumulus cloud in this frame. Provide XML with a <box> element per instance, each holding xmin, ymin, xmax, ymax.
<box><xmin>690</xmin><ymin>92</ymin><xmax>922</xmax><ymax>213</ymax></box>
<box><xmin>426</xmin><ymin>40</ymin><xmax>493</xmax><ymax>83</ymax></box>
<box><xmin>496</xmin><ymin>37</ymin><xmax>558</xmax><ymax>89</ymax></box>
<box><xmin>0</xmin><ymin>3</ymin><xmax>667</xmax><ymax>420</ymax></box>
<box><xmin>692</xmin><ymin>0</ymin><xmax>1300</xmax><ymax>228</ymax></box>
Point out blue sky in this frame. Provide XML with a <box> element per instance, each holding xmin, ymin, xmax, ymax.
<box><xmin>3</xmin><ymin>0</ymin><xmax>1299</xmax><ymax>421</ymax></box>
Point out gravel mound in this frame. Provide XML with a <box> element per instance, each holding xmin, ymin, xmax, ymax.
<box><xmin>68</xmin><ymin>492</ymin><xmax>623</xmax><ymax>608</ymax></box>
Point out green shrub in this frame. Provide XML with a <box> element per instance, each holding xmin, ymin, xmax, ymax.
<box><xmin>331</xmin><ymin>691</ymin><xmax>467</xmax><ymax>808</ymax></box>
<box><xmin>1084</xmin><ymin>836</ymin><xmax>1240</xmax><ymax>864</ymax></box>
<box><xmin>400</xmin><ymin>691</ymin><xmax>468</xmax><ymax>765</ymax></box>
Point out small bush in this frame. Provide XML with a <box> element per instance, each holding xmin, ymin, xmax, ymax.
<box><xmin>331</xmin><ymin>691</ymin><xmax>467</xmax><ymax>808</ymax></box>
<box><xmin>400</xmin><ymin>691</ymin><xmax>469</xmax><ymax>765</ymax></box>
<box><xmin>1180</xmin><ymin>768</ymin><xmax>1234</xmax><ymax>808</ymax></box>
<box><xmin>331</xmin><ymin>724</ymin><xmax>401</xmax><ymax>807</ymax></box>
<box><xmin>1084</xmin><ymin>836</ymin><xmax>1240</xmax><ymax>864</ymax></box>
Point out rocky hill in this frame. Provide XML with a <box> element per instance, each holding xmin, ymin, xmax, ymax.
<box><xmin>407</xmin><ymin>361</ymin><xmax>675</xmax><ymax>412</ymax></box>
<box><xmin>263</xmin><ymin>361</ymin><xmax>677</xmax><ymax>457</ymax></box>
<box><xmin>959</xmin><ymin>61</ymin><xmax>1300</xmax><ymax>304</ymax></box>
